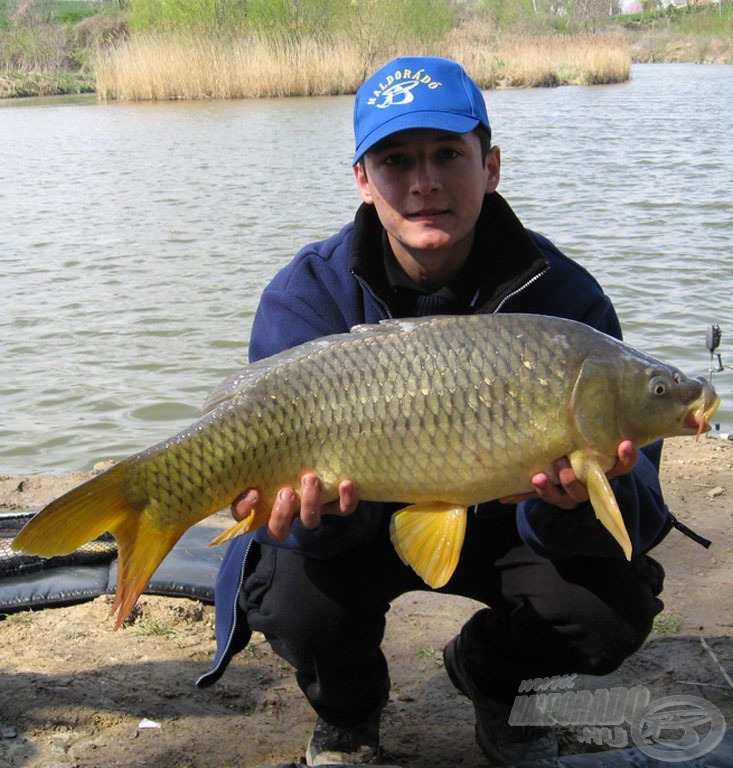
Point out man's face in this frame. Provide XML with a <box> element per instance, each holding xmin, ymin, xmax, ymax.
<box><xmin>354</xmin><ymin>128</ymin><xmax>500</xmax><ymax>286</ymax></box>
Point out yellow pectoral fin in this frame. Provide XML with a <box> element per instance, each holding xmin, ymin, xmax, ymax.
<box><xmin>389</xmin><ymin>503</ymin><xmax>468</xmax><ymax>589</ymax></box>
<box><xmin>581</xmin><ymin>458</ymin><xmax>633</xmax><ymax>561</ymax></box>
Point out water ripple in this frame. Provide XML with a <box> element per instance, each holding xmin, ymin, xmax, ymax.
<box><xmin>1</xmin><ymin>66</ymin><xmax>731</xmax><ymax>473</ymax></box>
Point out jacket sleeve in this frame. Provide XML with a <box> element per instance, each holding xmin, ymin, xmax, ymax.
<box><xmin>511</xmin><ymin>252</ymin><xmax>672</xmax><ymax>558</ymax></box>
<box><xmin>246</xmin><ymin>241</ymin><xmax>388</xmax><ymax>557</ymax></box>
<box><xmin>249</xmin><ymin>265</ymin><xmax>350</xmax><ymax>362</ymax></box>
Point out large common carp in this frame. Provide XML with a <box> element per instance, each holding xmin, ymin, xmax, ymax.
<box><xmin>13</xmin><ymin>314</ymin><xmax>719</xmax><ymax>626</ymax></box>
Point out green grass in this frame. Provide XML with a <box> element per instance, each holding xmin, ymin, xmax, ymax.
<box><xmin>55</xmin><ymin>1</ymin><xmax>102</xmax><ymax>25</ymax></box>
<box><xmin>0</xmin><ymin>0</ymin><xmax>128</xmax><ymax>91</ymax></box>
<box><xmin>615</xmin><ymin>3</ymin><xmax>733</xmax><ymax>33</ymax></box>
<box><xmin>0</xmin><ymin>1</ymin><xmax>99</xmax><ymax>24</ymax></box>
<box><xmin>418</xmin><ymin>645</ymin><xmax>444</xmax><ymax>669</ymax></box>
<box><xmin>134</xmin><ymin>617</ymin><xmax>180</xmax><ymax>637</ymax></box>
<box><xmin>1</xmin><ymin>610</ymin><xmax>34</xmax><ymax>625</ymax></box>
<box><xmin>0</xmin><ymin>70</ymin><xmax>94</xmax><ymax>97</ymax></box>
<box><xmin>653</xmin><ymin>611</ymin><xmax>681</xmax><ymax>635</ymax></box>
<box><xmin>612</xmin><ymin>3</ymin><xmax>733</xmax><ymax>62</ymax></box>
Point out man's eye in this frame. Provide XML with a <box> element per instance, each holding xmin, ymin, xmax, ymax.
<box><xmin>438</xmin><ymin>148</ymin><xmax>461</xmax><ymax>160</ymax></box>
<box><xmin>383</xmin><ymin>154</ymin><xmax>407</xmax><ymax>166</ymax></box>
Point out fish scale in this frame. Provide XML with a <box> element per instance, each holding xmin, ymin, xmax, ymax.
<box><xmin>12</xmin><ymin>313</ymin><xmax>720</xmax><ymax>626</ymax></box>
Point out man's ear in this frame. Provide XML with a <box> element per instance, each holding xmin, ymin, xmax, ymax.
<box><xmin>485</xmin><ymin>146</ymin><xmax>501</xmax><ymax>194</ymax></box>
<box><xmin>354</xmin><ymin>162</ymin><xmax>373</xmax><ymax>204</ymax></box>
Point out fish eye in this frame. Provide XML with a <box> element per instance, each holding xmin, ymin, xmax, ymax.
<box><xmin>650</xmin><ymin>376</ymin><xmax>668</xmax><ymax>397</ymax></box>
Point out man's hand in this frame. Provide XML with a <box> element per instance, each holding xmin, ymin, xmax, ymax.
<box><xmin>500</xmin><ymin>440</ymin><xmax>638</xmax><ymax>509</ymax></box>
<box><xmin>230</xmin><ymin>474</ymin><xmax>359</xmax><ymax>541</ymax></box>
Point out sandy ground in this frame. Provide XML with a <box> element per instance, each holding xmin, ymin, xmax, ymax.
<box><xmin>0</xmin><ymin>436</ymin><xmax>731</xmax><ymax>768</ymax></box>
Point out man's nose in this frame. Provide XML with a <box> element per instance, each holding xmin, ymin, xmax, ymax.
<box><xmin>410</xmin><ymin>159</ymin><xmax>439</xmax><ymax>193</ymax></box>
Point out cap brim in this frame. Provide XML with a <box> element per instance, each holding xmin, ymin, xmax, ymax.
<box><xmin>353</xmin><ymin>111</ymin><xmax>481</xmax><ymax>165</ymax></box>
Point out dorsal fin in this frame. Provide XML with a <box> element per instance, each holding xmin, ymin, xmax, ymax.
<box><xmin>202</xmin><ymin>318</ymin><xmax>434</xmax><ymax>413</ymax></box>
<box><xmin>350</xmin><ymin>316</ymin><xmax>439</xmax><ymax>335</ymax></box>
<box><xmin>202</xmin><ymin>339</ymin><xmax>333</xmax><ymax>412</ymax></box>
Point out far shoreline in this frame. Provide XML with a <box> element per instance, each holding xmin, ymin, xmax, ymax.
<box><xmin>2</xmin><ymin>0</ymin><xmax>731</xmax><ymax>101</ymax></box>
<box><xmin>2</xmin><ymin>57</ymin><xmax>729</xmax><ymax>103</ymax></box>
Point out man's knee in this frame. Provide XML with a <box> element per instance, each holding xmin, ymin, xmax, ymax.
<box><xmin>564</xmin><ymin>590</ymin><xmax>660</xmax><ymax>676</ymax></box>
<box><xmin>545</xmin><ymin>555</ymin><xmax>663</xmax><ymax>673</ymax></box>
<box><xmin>243</xmin><ymin>546</ymin><xmax>386</xmax><ymax>669</ymax></box>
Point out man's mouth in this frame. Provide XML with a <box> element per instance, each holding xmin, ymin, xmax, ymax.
<box><xmin>407</xmin><ymin>209</ymin><xmax>449</xmax><ymax>220</ymax></box>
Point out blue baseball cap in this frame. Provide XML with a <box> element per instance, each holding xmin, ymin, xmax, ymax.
<box><xmin>353</xmin><ymin>56</ymin><xmax>491</xmax><ymax>165</ymax></box>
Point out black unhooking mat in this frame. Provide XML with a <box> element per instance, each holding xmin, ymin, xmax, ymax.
<box><xmin>0</xmin><ymin>513</ymin><xmax>225</xmax><ymax>612</ymax></box>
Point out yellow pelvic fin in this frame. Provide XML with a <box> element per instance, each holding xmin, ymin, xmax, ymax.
<box><xmin>389</xmin><ymin>502</ymin><xmax>468</xmax><ymax>588</ymax></box>
<box><xmin>208</xmin><ymin>508</ymin><xmax>258</xmax><ymax>547</ymax></box>
<box><xmin>570</xmin><ymin>452</ymin><xmax>633</xmax><ymax>561</ymax></box>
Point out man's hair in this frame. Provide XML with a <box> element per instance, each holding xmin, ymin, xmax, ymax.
<box><xmin>475</xmin><ymin>125</ymin><xmax>492</xmax><ymax>165</ymax></box>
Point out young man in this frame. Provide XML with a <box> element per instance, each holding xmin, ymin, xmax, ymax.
<box><xmin>197</xmin><ymin>57</ymin><xmax>669</xmax><ymax>765</ymax></box>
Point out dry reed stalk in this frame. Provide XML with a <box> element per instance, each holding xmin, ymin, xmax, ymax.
<box><xmin>96</xmin><ymin>35</ymin><xmax>369</xmax><ymax>100</ymax></box>
<box><xmin>95</xmin><ymin>33</ymin><xmax>631</xmax><ymax>101</ymax></box>
<box><xmin>439</xmin><ymin>34</ymin><xmax>631</xmax><ymax>88</ymax></box>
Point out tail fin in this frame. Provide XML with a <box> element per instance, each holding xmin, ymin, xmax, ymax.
<box><xmin>12</xmin><ymin>461</ymin><xmax>184</xmax><ymax>628</ymax></box>
<box><xmin>12</xmin><ymin>463</ymin><xmax>134</xmax><ymax>557</ymax></box>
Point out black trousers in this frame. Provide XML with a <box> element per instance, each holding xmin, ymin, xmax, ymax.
<box><xmin>239</xmin><ymin>508</ymin><xmax>664</xmax><ymax>728</ymax></box>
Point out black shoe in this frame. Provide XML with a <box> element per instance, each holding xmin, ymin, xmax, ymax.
<box><xmin>305</xmin><ymin>710</ymin><xmax>381</xmax><ymax>766</ymax></box>
<box><xmin>443</xmin><ymin>635</ymin><xmax>559</xmax><ymax>766</ymax></box>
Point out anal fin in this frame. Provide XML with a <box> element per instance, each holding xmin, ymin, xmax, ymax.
<box><xmin>389</xmin><ymin>502</ymin><xmax>468</xmax><ymax>588</ymax></box>
<box><xmin>209</xmin><ymin>508</ymin><xmax>258</xmax><ymax>547</ymax></box>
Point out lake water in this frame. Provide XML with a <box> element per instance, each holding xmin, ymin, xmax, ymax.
<box><xmin>1</xmin><ymin>63</ymin><xmax>731</xmax><ymax>475</ymax></box>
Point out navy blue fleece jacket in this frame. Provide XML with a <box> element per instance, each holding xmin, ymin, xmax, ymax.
<box><xmin>197</xmin><ymin>193</ymin><xmax>670</xmax><ymax>688</ymax></box>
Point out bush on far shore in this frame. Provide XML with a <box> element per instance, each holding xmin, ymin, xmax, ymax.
<box><xmin>0</xmin><ymin>0</ymin><xmax>127</xmax><ymax>97</ymax></box>
<box><xmin>128</xmin><ymin>0</ymin><xmax>454</xmax><ymax>41</ymax></box>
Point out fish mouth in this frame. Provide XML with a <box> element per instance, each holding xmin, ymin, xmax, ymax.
<box><xmin>684</xmin><ymin>378</ymin><xmax>721</xmax><ymax>436</ymax></box>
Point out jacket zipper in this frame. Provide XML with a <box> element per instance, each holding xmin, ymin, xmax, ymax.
<box><xmin>354</xmin><ymin>261</ymin><xmax>551</xmax><ymax>321</ymax></box>
<box><xmin>492</xmin><ymin>266</ymin><xmax>550</xmax><ymax>314</ymax></box>
<box><xmin>196</xmin><ymin>536</ymin><xmax>255</xmax><ymax>688</ymax></box>
<box><xmin>351</xmin><ymin>271</ymin><xmax>394</xmax><ymax>319</ymax></box>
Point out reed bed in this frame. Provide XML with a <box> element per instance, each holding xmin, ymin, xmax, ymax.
<box><xmin>452</xmin><ymin>34</ymin><xmax>631</xmax><ymax>88</ymax></box>
<box><xmin>95</xmin><ymin>33</ymin><xmax>632</xmax><ymax>101</ymax></box>
<box><xmin>95</xmin><ymin>35</ymin><xmax>367</xmax><ymax>100</ymax></box>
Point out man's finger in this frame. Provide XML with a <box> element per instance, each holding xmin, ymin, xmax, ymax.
<box><xmin>299</xmin><ymin>473</ymin><xmax>322</xmax><ymax>529</ymax></box>
<box><xmin>533</xmin><ymin>471</ymin><xmax>584</xmax><ymax>510</ymax></box>
<box><xmin>268</xmin><ymin>487</ymin><xmax>300</xmax><ymax>540</ymax></box>
<box><xmin>609</xmin><ymin>440</ymin><xmax>637</xmax><ymax>479</ymax></box>
<box><xmin>231</xmin><ymin>488</ymin><xmax>259</xmax><ymax>522</ymax></box>
<box><xmin>337</xmin><ymin>479</ymin><xmax>358</xmax><ymax>515</ymax></box>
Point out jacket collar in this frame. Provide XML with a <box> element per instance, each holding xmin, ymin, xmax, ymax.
<box><xmin>349</xmin><ymin>192</ymin><xmax>549</xmax><ymax>316</ymax></box>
